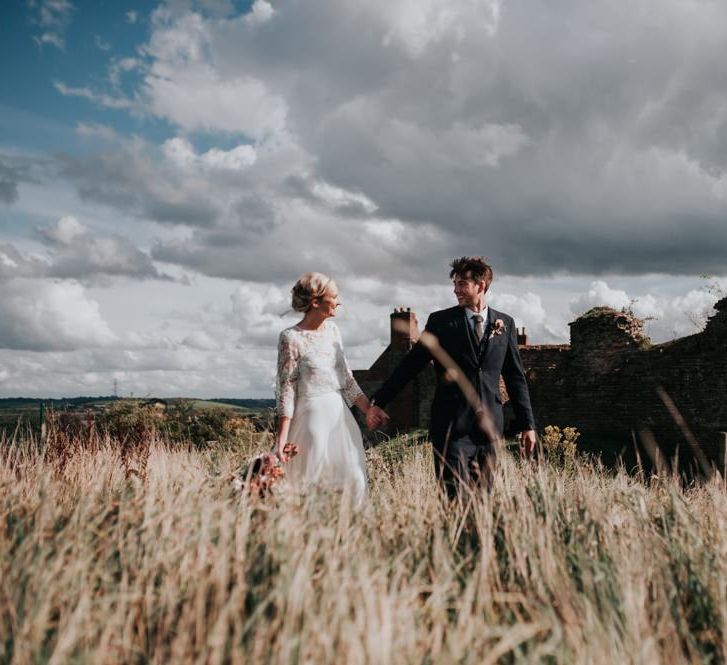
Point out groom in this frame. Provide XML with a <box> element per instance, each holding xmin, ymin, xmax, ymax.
<box><xmin>366</xmin><ymin>256</ymin><xmax>537</xmax><ymax>496</ymax></box>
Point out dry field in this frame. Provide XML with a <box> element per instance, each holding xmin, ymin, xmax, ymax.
<box><xmin>1</xmin><ymin>429</ymin><xmax>726</xmax><ymax>664</ymax></box>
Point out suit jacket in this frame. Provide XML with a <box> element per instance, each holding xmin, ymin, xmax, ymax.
<box><xmin>372</xmin><ymin>305</ymin><xmax>535</xmax><ymax>448</ymax></box>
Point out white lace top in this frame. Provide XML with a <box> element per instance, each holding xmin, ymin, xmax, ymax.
<box><xmin>276</xmin><ymin>321</ymin><xmax>364</xmax><ymax>418</ymax></box>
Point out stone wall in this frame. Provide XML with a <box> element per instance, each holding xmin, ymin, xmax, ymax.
<box><xmin>522</xmin><ymin>301</ymin><xmax>727</xmax><ymax>470</ymax></box>
<box><xmin>355</xmin><ymin>299</ymin><xmax>727</xmax><ymax>470</ymax></box>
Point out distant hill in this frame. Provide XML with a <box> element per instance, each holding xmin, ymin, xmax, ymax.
<box><xmin>0</xmin><ymin>396</ymin><xmax>276</xmax><ymax>434</ymax></box>
<box><xmin>206</xmin><ymin>398</ymin><xmax>275</xmax><ymax>410</ymax></box>
<box><xmin>0</xmin><ymin>397</ymin><xmax>274</xmax><ymax>407</ymax></box>
<box><xmin>0</xmin><ymin>397</ymin><xmax>275</xmax><ymax>418</ymax></box>
<box><xmin>0</xmin><ymin>396</ymin><xmax>120</xmax><ymax>410</ymax></box>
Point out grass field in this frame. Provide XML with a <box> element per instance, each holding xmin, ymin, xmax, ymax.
<box><xmin>1</xmin><ymin>428</ymin><xmax>725</xmax><ymax>664</ymax></box>
<box><xmin>0</xmin><ymin>402</ymin><xmax>43</xmax><ymax>435</ymax></box>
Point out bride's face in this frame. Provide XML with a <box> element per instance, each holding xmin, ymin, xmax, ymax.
<box><xmin>315</xmin><ymin>287</ymin><xmax>340</xmax><ymax>318</ymax></box>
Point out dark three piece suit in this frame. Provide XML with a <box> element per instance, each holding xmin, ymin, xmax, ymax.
<box><xmin>372</xmin><ymin>305</ymin><xmax>536</xmax><ymax>495</ymax></box>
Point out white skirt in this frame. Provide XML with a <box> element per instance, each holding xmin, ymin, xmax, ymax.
<box><xmin>286</xmin><ymin>390</ymin><xmax>368</xmax><ymax>506</ymax></box>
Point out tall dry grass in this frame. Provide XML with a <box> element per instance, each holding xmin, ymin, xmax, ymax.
<box><xmin>1</xmin><ymin>428</ymin><xmax>726</xmax><ymax>664</ymax></box>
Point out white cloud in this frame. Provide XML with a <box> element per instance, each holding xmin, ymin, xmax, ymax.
<box><xmin>0</xmin><ymin>153</ymin><xmax>46</xmax><ymax>205</ymax></box>
<box><xmin>35</xmin><ymin>217</ymin><xmax>173</xmax><ymax>285</ymax></box>
<box><xmin>94</xmin><ymin>35</ymin><xmax>112</xmax><ymax>51</ymax></box>
<box><xmin>108</xmin><ymin>57</ymin><xmax>141</xmax><ymax>86</ymax></box>
<box><xmin>570</xmin><ymin>280</ymin><xmax>631</xmax><ymax>315</ymax></box>
<box><xmin>181</xmin><ymin>330</ymin><xmax>223</xmax><ymax>351</ymax></box>
<box><xmin>139</xmin><ymin>10</ymin><xmax>287</xmax><ymax>139</ymax></box>
<box><xmin>569</xmin><ymin>279</ymin><xmax>724</xmax><ymax>342</ymax></box>
<box><xmin>0</xmin><ymin>244</ymin><xmax>46</xmax><ymax>280</ymax></box>
<box><xmin>0</xmin><ymin>279</ymin><xmax>116</xmax><ymax>351</ymax></box>
<box><xmin>311</xmin><ymin>181</ymin><xmax>377</xmax><ymax>215</ymax></box>
<box><xmin>202</xmin><ymin>145</ymin><xmax>257</xmax><ymax>170</ymax></box>
<box><xmin>41</xmin><ymin>215</ymin><xmax>86</xmax><ymax>244</ymax></box>
<box><xmin>245</xmin><ymin>0</ymin><xmax>274</xmax><ymax>26</ymax></box>
<box><xmin>76</xmin><ymin>122</ymin><xmax>121</xmax><ymax>143</ymax></box>
<box><xmin>0</xmin><ymin>216</ymin><xmax>172</xmax><ymax>287</ymax></box>
<box><xmin>229</xmin><ymin>283</ymin><xmax>289</xmax><ymax>346</ymax></box>
<box><xmin>30</xmin><ymin>0</ymin><xmax>75</xmax><ymax>50</ymax></box>
<box><xmin>54</xmin><ymin>81</ymin><xmax>132</xmax><ymax>110</ymax></box>
<box><xmin>162</xmin><ymin>137</ymin><xmax>257</xmax><ymax>171</ymax></box>
<box><xmin>489</xmin><ymin>291</ymin><xmax>565</xmax><ymax>343</ymax></box>
<box><xmin>126</xmin><ymin>10</ymin><xmax>139</xmax><ymax>24</ymax></box>
<box><xmin>59</xmin><ymin>139</ymin><xmax>225</xmax><ymax>226</ymax></box>
<box><xmin>446</xmin><ymin>122</ymin><xmax>529</xmax><ymax>167</ymax></box>
<box><xmin>143</xmin><ymin>66</ymin><xmax>287</xmax><ymax>139</ymax></box>
<box><xmin>0</xmin><ymin>248</ymin><xmax>18</xmax><ymax>271</ymax></box>
<box><xmin>35</xmin><ymin>32</ymin><xmax>65</xmax><ymax>49</ymax></box>
<box><xmin>0</xmin><ymin>276</ymin><xmax>289</xmax><ymax>397</ymax></box>
<box><xmin>667</xmin><ymin>289</ymin><xmax>721</xmax><ymax>336</ymax></box>
<box><xmin>378</xmin><ymin>0</ymin><xmax>502</xmax><ymax>57</ymax></box>
<box><xmin>0</xmin><ymin>346</ymin><xmax>277</xmax><ymax>398</ymax></box>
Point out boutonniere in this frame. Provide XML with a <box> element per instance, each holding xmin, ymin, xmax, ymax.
<box><xmin>488</xmin><ymin>319</ymin><xmax>506</xmax><ymax>340</ymax></box>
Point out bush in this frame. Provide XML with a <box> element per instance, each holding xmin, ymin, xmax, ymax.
<box><xmin>96</xmin><ymin>400</ymin><xmax>161</xmax><ymax>444</ymax></box>
<box><xmin>96</xmin><ymin>400</ymin><xmax>265</xmax><ymax>451</ymax></box>
<box><xmin>540</xmin><ymin>424</ymin><xmax>581</xmax><ymax>470</ymax></box>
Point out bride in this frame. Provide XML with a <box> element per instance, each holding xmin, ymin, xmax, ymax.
<box><xmin>275</xmin><ymin>272</ymin><xmax>375</xmax><ymax>505</ymax></box>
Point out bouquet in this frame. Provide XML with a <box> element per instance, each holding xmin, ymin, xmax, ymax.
<box><xmin>232</xmin><ymin>442</ymin><xmax>299</xmax><ymax>496</ymax></box>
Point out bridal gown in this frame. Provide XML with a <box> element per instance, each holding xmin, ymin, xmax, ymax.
<box><xmin>276</xmin><ymin>321</ymin><xmax>368</xmax><ymax>505</ymax></box>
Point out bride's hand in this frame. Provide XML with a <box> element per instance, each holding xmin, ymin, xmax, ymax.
<box><xmin>275</xmin><ymin>441</ymin><xmax>288</xmax><ymax>462</ymax></box>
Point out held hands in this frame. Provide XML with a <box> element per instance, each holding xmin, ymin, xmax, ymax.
<box><xmin>366</xmin><ymin>404</ymin><xmax>390</xmax><ymax>431</ymax></box>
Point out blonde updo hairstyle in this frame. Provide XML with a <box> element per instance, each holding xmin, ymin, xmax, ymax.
<box><xmin>291</xmin><ymin>272</ymin><xmax>336</xmax><ymax>313</ymax></box>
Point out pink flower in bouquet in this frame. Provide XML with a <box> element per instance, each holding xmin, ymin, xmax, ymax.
<box><xmin>232</xmin><ymin>442</ymin><xmax>299</xmax><ymax>497</ymax></box>
<box><xmin>282</xmin><ymin>442</ymin><xmax>299</xmax><ymax>459</ymax></box>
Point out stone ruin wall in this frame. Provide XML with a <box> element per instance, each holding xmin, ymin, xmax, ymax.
<box><xmin>523</xmin><ymin>300</ymin><xmax>727</xmax><ymax>470</ymax></box>
<box><xmin>355</xmin><ymin>299</ymin><xmax>727</xmax><ymax>470</ymax></box>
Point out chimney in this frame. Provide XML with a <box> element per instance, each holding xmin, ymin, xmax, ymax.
<box><xmin>517</xmin><ymin>327</ymin><xmax>528</xmax><ymax>346</ymax></box>
<box><xmin>390</xmin><ymin>308</ymin><xmax>419</xmax><ymax>351</ymax></box>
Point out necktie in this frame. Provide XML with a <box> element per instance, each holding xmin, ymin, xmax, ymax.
<box><xmin>472</xmin><ymin>314</ymin><xmax>484</xmax><ymax>343</ymax></box>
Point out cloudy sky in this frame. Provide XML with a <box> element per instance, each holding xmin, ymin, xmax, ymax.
<box><xmin>1</xmin><ymin>0</ymin><xmax>726</xmax><ymax>398</ymax></box>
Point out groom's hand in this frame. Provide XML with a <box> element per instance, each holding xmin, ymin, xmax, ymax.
<box><xmin>518</xmin><ymin>429</ymin><xmax>538</xmax><ymax>456</ymax></box>
<box><xmin>366</xmin><ymin>405</ymin><xmax>389</xmax><ymax>430</ymax></box>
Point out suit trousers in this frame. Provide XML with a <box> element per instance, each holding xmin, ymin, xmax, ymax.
<box><xmin>433</xmin><ymin>433</ymin><xmax>496</xmax><ymax>499</ymax></box>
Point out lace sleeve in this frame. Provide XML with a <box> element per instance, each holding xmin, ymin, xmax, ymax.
<box><xmin>333</xmin><ymin>324</ymin><xmax>364</xmax><ymax>407</ymax></box>
<box><xmin>276</xmin><ymin>330</ymin><xmax>299</xmax><ymax>418</ymax></box>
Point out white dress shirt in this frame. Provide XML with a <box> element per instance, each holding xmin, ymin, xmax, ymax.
<box><xmin>464</xmin><ymin>306</ymin><xmax>489</xmax><ymax>336</ymax></box>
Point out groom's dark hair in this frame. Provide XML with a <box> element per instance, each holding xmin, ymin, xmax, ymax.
<box><xmin>449</xmin><ymin>256</ymin><xmax>493</xmax><ymax>292</ymax></box>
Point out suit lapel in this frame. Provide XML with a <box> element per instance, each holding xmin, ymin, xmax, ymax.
<box><xmin>479</xmin><ymin>306</ymin><xmax>500</xmax><ymax>365</ymax></box>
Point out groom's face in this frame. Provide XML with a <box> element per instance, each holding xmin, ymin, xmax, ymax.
<box><xmin>453</xmin><ymin>272</ymin><xmax>486</xmax><ymax>309</ymax></box>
